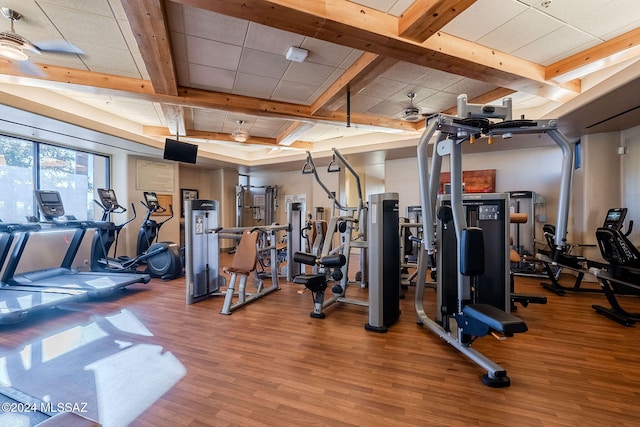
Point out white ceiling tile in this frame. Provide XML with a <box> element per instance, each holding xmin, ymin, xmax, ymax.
<box><xmin>193</xmin><ymin>108</ymin><xmax>226</xmax><ymax>124</ymax></box>
<box><xmin>123</xmin><ymin>113</ymin><xmax>163</xmax><ymax>126</ymax></box>
<box><xmin>530</xmin><ymin>0</ymin><xmax>617</xmax><ymax>29</ymax></box>
<box><xmin>444</xmin><ymin>79</ymin><xmax>497</xmax><ymax>99</ymax></box>
<box><xmin>39</xmin><ymin>0</ymin><xmax>114</xmax><ymax>17</ymax></box>
<box><xmin>238</xmin><ymin>49</ymin><xmax>289</xmax><ymax>80</ymax></box>
<box><xmin>349</xmin><ymin>0</ymin><xmax>394</xmax><ymax>12</ymax></box>
<box><xmin>419</xmin><ymin>91</ymin><xmax>460</xmax><ymax>112</ymax></box>
<box><xmin>170</xmin><ymin>32</ymin><xmax>188</xmax><ymax>63</ymax></box>
<box><xmin>282</xmin><ymin>61</ymin><xmax>335</xmax><ymax>86</ymax></box>
<box><xmin>75</xmin><ymin>43</ymin><xmax>140</xmax><ymax>75</ymax></box>
<box><xmin>358</xmin><ymin>77</ymin><xmax>407</xmax><ymax>98</ymax></box>
<box><xmin>387</xmin><ymin>87</ymin><xmax>437</xmax><ymax>104</ymax></box>
<box><xmin>271</xmin><ymin>81</ymin><xmax>317</xmax><ymax>104</ymax></box>
<box><xmin>180</xmin><ymin>5</ymin><xmax>248</xmax><ymax>46</ymax></box>
<box><xmin>117</xmin><ymin>17</ymin><xmax>141</xmax><ymax>54</ymax></box>
<box><xmin>571</xmin><ymin>0</ymin><xmax>640</xmax><ymax>38</ymax></box>
<box><xmin>366</xmin><ymin>99</ymin><xmax>406</xmax><ymax>117</ymax></box>
<box><xmin>300</xmin><ymin>38</ymin><xmax>356</xmax><ymax>67</ymax></box>
<box><xmin>88</xmin><ymin>67</ymin><xmax>142</xmax><ymax>79</ymax></box>
<box><xmin>38</xmin><ymin>4</ymin><xmax>128</xmax><ymax>50</ymax></box>
<box><xmin>31</xmin><ymin>51</ymin><xmax>86</xmax><ymax>69</ymax></box>
<box><xmin>252</xmin><ymin>118</ymin><xmax>286</xmax><ymax>132</ymax></box>
<box><xmin>188</xmin><ymin>64</ymin><xmax>236</xmax><ymax>91</ymax></box>
<box><xmin>320</xmin><ymin>69</ymin><xmax>348</xmax><ymax>89</ymax></box>
<box><xmin>244</xmin><ymin>23</ymin><xmax>305</xmax><ymax>56</ymax></box>
<box><xmin>116</xmin><ymin>100</ymin><xmax>158</xmax><ymax>115</ymax></box>
<box><xmin>412</xmin><ymin>69</ymin><xmax>463</xmax><ymax>91</ymax></box>
<box><xmin>338</xmin><ymin>50</ymin><xmax>365</xmax><ymax>70</ymax></box>
<box><xmin>388</xmin><ymin>0</ymin><xmax>415</xmax><ymax>16</ymax></box>
<box><xmin>107</xmin><ymin>0</ymin><xmax>128</xmax><ymax>21</ymax></box>
<box><xmin>185</xmin><ymin>36</ymin><xmax>242</xmax><ymax>70</ymax></box>
<box><xmin>233</xmin><ymin>72</ymin><xmax>279</xmax><ymax>98</ymax></box>
<box><xmin>512</xmin><ymin>26</ymin><xmax>600</xmax><ymax>65</ymax></box>
<box><xmin>477</xmin><ymin>8</ymin><xmax>564</xmax><ymax>53</ymax></box>
<box><xmin>442</xmin><ymin>0</ymin><xmax>528</xmax><ymax>42</ymax></box>
<box><xmin>175</xmin><ymin>61</ymin><xmax>190</xmax><ymax>86</ymax></box>
<box><xmin>165</xmin><ymin>2</ymin><xmax>185</xmax><ymax>34</ymax></box>
<box><xmin>341</xmin><ymin>94</ymin><xmax>385</xmax><ymax>112</ymax></box>
<box><xmin>382</xmin><ymin>62</ymin><xmax>433</xmax><ymax>84</ymax></box>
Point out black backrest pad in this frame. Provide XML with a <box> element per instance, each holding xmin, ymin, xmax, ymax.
<box><xmin>460</xmin><ymin>227</ymin><xmax>485</xmax><ymax>276</ymax></box>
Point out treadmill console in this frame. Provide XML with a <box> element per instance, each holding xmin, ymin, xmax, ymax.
<box><xmin>602</xmin><ymin>208</ymin><xmax>627</xmax><ymax>230</ymax></box>
<box><xmin>34</xmin><ymin>190</ymin><xmax>65</xmax><ymax>221</ymax></box>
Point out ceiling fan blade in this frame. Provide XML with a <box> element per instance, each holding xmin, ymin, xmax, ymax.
<box><xmin>33</xmin><ymin>39</ymin><xmax>84</xmax><ymax>55</ymax></box>
<box><xmin>17</xmin><ymin>60</ymin><xmax>47</xmax><ymax>77</ymax></box>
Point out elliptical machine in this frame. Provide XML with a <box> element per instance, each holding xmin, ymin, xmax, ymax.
<box><xmin>91</xmin><ymin>189</ymin><xmax>182</xmax><ymax>280</ymax></box>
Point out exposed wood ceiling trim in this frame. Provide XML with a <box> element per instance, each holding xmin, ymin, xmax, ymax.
<box><xmin>121</xmin><ymin>0</ymin><xmax>178</xmax><ymax>96</ymax></box>
<box><xmin>276</xmin><ymin>121</ymin><xmax>314</xmax><ymax>146</ymax></box>
<box><xmin>172</xmin><ymin>86</ymin><xmax>419</xmax><ymax>130</ymax></box>
<box><xmin>310</xmin><ymin>52</ymin><xmax>380</xmax><ymax>115</ymax></box>
<box><xmin>398</xmin><ymin>0</ymin><xmax>477</xmax><ymax>43</ymax></box>
<box><xmin>161</xmin><ymin>104</ymin><xmax>186</xmax><ymax>136</ymax></box>
<box><xmin>143</xmin><ymin>125</ymin><xmax>312</xmax><ymax>149</ymax></box>
<box><xmin>545</xmin><ymin>27</ymin><xmax>640</xmax><ymax>81</ymax></box>
<box><xmin>0</xmin><ymin>62</ymin><xmax>414</xmax><ymax>132</ymax></box>
<box><xmin>121</xmin><ymin>0</ymin><xmax>185</xmax><ymax>143</ymax></box>
<box><xmin>169</xmin><ymin>0</ymin><xmax>579</xmax><ymax>100</ymax></box>
<box><xmin>0</xmin><ymin>61</ymin><xmax>156</xmax><ymax>94</ymax></box>
<box><xmin>311</xmin><ymin>55</ymin><xmax>402</xmax><ymax>115</ymax></box>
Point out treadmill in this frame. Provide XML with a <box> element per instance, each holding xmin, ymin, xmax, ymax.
<box><xmin>0</xmin><ymin>222</ymin><xmax>88</xmax><ymax>325</ymax></box>
<box><xmin>2</xmin><ymin>191</ymin><xmax>151</xmax><ymax>298</ymax></box>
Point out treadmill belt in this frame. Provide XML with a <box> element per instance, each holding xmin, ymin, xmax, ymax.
<box><xmin>0</xmin><ymin>287</ymin><xmax>87</xmax><ymax>325</ymax></box>
<box><xmin>10</xmin><ymin>271</ymin><xmax>150</xmax><ymax>298</ymax></box>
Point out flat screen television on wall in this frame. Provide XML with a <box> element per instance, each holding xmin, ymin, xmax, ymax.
<box><xmin>163</xmin><ymin>138</ymin><xmax>198</xmax><ymax>164</ymax></box>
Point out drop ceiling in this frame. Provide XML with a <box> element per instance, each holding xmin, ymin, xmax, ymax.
<box><xmin>0</xmin><ymin>0</ymin><xmax>638</xmax><ymax>172</ymax></box>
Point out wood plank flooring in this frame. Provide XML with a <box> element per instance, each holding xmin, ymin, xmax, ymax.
<box><xmin>0</xmin><ymin>258</ymin><xmax>639</xmax><ymax>426</ymax></box>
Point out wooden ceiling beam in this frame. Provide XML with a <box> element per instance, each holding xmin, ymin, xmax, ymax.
<box><xmin>120</xmin><ymin>0</ymin><xmax>178</xmax><ymax>96</ymax></box>
<box><xmin>121</xmin><ymin>0</ymin><xmax>186</xmax><ymax>141</ymax></box>
<box><xmin>545</xmin><ymin>27</ymin><xmax>640</xmax><ymax>81</ymax></box>
<box><xmin>161</xmin><ymin>104</ymin><xmax>186</xmax><ymax>136</ymax></box>
<box><xmin>398</xmin><ymin>0</ymin><xmax>477</xmax><ymax>42</ymax></box>
<box><xmin>310</xmin><ymin>52</ymin><xmax>380</xmax><ymax>115</ymax></box>
<box><xmin>312</xmin><ymin>54</ymin><xmax>399</xmax><ymax>115</ymax></box>
<box><xmin>0</xmin><ymin>62</ymin><xmax>414</xmax><ymax>132</ymax></box>
<box><xmin>169</xmin><ymin>0</ymin><xmax>580</xmax><ymax>100</ymax></box>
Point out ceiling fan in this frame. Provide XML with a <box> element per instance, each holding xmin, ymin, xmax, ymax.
<box><xmin>402</xmin><ymin>91</ymin><xmax>422</xmax><ymax>122</ymax></box>
<box><xmin>0</xmin><ymin>7</ymin><xmax>84</xmax><ymax>76</ymax></box>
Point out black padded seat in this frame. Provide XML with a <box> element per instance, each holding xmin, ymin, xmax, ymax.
<box><xmin>293</xmin><ymin>274</ymin><xmax>327</xmax><ymax>293</ymax></box>
<box><xmin>463</xmin><ymin>304</ymin><xmax>528</xmax><ymax>335</ymax></box>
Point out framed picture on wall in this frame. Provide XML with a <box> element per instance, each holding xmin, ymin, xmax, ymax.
<box><xmin>181</xmin><ymin>189</ymin><xmax>199</xmax><ymax>217</ymax></box>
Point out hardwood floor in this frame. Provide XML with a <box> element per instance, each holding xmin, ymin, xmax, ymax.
<box><xmin>0</xmin><ymin>260</ymin><xmax>639</xmax><ymax>426</ymax></box>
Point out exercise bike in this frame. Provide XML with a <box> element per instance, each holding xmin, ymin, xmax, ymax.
<box><xmin>91</xmin><ymin>189</ymin><xmax>183</xmax><ymax>280</ymax></box>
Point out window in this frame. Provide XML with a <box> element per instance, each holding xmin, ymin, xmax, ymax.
<box><xmin>0</xmin><ymin>135</ymin><xmax>109</xmax><ymax>222</ymax></box>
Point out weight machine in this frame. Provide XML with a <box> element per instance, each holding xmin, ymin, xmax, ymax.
<box><xmin>300</xmin><ymin>148</ymin><xmax>369</xmax><ymax>316</ymax></box>
<box><xmin>184</xmin><ymin>199</ymin><xmax>289</xmax><ymax>314</ymax></box>
<box><xmin>414</xmin><ymin>94</ymin><xmax>574</xmax><ymax>387</ymax></box>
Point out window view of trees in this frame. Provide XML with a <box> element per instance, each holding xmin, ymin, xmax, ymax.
<box><xmin>0</xmin><ymin>135</ymin><xmax>109</xmax><ymax>222</ymax></box>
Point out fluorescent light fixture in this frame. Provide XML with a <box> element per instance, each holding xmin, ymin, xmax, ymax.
<box><xmin>285</xmin><ymin>46</ymin><xmax>308</xmax><ymax>62</ymax></box>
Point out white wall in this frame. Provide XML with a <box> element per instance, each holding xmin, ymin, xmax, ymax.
<box><xmin>575</xmin><ymin>133</ymin><xmax>622</xmax><ymax>261</ymax></box>
<box><xmin>623</xmin><ymin>125</ymin><xmax>640</xmax><ymax>244</ymax></box>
